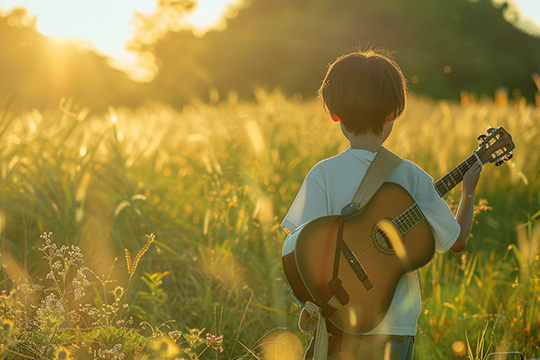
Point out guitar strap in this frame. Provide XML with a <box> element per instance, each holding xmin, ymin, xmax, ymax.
<box><xmin>327</xmin><ymin>146</ymin><xmax>403</xmax><ymax>315</ymax></box>
<box><xmin>351</xmin><ymin>147</ymin><xmax>403</xmax><ymax>209</ymax></box>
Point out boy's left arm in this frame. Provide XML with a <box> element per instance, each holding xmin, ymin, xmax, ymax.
<box><xmin>451</xmin><ymin>161</ymin><xmax>483</xmax><ymax>253</ymax></box>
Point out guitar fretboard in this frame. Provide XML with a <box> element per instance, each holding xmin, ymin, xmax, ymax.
<box><xmin>392</xmin><ymin>204</ymin><xmax>425</xmax><ymax>235</ymax></box>
<box><xmin>434</xmin><ymin>153</ymin><xmax>478</xmax><ymax>197</ymax></box>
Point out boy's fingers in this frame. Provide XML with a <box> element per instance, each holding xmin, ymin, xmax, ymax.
<box><xmin>471</xmin><ymin>161</ymin><xmax>482</xmax><ymax>172</ymax></box>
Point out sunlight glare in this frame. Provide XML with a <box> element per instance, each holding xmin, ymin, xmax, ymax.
<box><xmin>0</xmin><ymin>0</ymin><xmax>241</xmax><ymax>80</ymax></box>
<box><xmin>187</xmin><ymin>0</ymin><xmax>240</xmax><ymax>35</ymax></box>
<box><xmin>1</xmin><ymin>0</ymin><xmax>154</xmax><ymax>56</ymax></box>
<box><xmin>260</xmin><ymin>332</ymin><xmax>303</xmax><ymax>360</ymax></box>
<box><xmin>495</xmin><ymin>0</ymin><xmax>540</xmax><ymax>35</ymax></box>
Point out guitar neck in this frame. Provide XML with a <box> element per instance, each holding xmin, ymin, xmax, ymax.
<box><xmin>433</xmin><ymin>153</ymin><xmax>479</xmax><ymax>197</ymax></box>
<box><xmin>391</xmin><ymin>152</ymin><xmax>479</xmax><ymax>235</ymax></box>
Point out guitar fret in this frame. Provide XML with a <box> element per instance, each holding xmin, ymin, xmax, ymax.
<box><xmin>435</xmin><ymin>182</ymin><xmax>447</xmax><ymax>197</ymax></box>
<box><xmin>413</xmin><ymin>206</ymin><xmax>422</xmax><ymax>223</ymax></box>
<box><xmin>393</xmin><ymin>204</ymin><xmax>425</xmax><ymax>235</ymax></box>
<box><xmin>434</xmin><ymin>153</ymin><xmax>477</xmax><ymax>197</ymax></box>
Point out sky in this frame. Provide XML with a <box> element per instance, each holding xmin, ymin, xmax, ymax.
<box><xmin>513</xmin><ymin>0</ymin><xmax>540</xmax><ymax>26</ymax></box>
<box><xmin>0</xmin><ymin>0</ymin><xmax>538</xmax><ymax>80</ymax></box>
<box><xmin>499</xmin><ymin>0</ymin><xmax>540</xmax><ymax>34</ymax></box>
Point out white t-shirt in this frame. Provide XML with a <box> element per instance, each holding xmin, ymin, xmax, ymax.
<box><xmin>281</xmin><ymin>148</ymin><xmax>460</xmax><ymax>336</ymax></box>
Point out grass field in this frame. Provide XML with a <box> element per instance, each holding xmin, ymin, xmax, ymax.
<box><xmin>0</xmin><ymin>89</ymin><xmax>539</xmax><ymax>359</ymax></box>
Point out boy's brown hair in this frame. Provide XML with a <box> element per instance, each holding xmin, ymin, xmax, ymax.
<box><xmin>318</xmin><ymin>50</ymin><xmax>407</xmax><ymax>136</ymax></box>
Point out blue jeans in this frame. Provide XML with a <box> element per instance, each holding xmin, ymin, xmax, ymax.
<box><xmin>305</xmin><ymin>334</ymin><xmax>414</xmax><ymax>360</ymax></box>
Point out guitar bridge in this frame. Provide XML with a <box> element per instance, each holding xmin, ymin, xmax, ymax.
<box><xmin>341</xmin><ymin>241</ymin><xmax>373</xmax><ymax>291</ymax></box>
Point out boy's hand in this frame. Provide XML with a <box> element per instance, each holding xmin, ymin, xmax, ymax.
<box><xmin>462</xmin><ymin>161</ymin><xmax>482</xmax><ymax>195</ymax></box>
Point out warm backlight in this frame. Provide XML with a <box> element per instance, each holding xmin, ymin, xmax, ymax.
<box><xmin>0</xmin><ymin>0</ymin><xmax>240</xmax><ymax>79</ymax></box>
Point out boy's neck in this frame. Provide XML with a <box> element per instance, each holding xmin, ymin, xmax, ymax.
<box><xmin>348</xmin><ymin>134</ymin><xmax>383</xmax><ymax>152</ymax></box>
<box><xmin>340</xmin><ymin>118</ymin><xmax>394</xmax><ymax>153</ymax></box>
<box><xmin>340</xmin><ymin>123</ymin><xmax>383</xmax><ymax>152</ymax></box>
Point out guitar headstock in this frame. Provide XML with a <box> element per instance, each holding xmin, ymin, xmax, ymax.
<box><xmin>475</xmin><ymin>126</ymin><xmax>515</xmax><ymax>166</ymax></box>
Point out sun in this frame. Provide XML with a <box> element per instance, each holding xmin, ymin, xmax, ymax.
<box><xmin>0</xmin><ymin>0</ymin><xmax>242</xmax><ymax>80</ymax></box>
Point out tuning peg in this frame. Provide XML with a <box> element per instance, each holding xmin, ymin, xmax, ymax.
<box><xmin>495</xmin><ymin>160</ymin><xmax>504</xmax><ymax>166</ymax></box>
<box><xmin>505</xmin><ymin>153</ymin><xmax>513</xmax><ymax>161</ymax></box>
<box><xmin>477</xmin><ymin>134</ymin><xmax>487</xmax><ymax>141</ymax></box>
<box><xmin>487</xmin><ymin>127</ymin><xmax>496</xmax><ymax>133</ymax></box>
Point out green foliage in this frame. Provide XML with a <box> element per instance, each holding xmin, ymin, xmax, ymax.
<box><xmin>416</xmin><ymin>211</ymin><xmax>540</xmax><ymax>358</ymax></box>
<box><xmin>1</xmin><ymin>91</ymin><xmax>540</xmax><ymax>358</ymax></box>
<box><xmin>131</xmin><ymin>271</ymin><xmax>172</xmax><ymax>325</ymax></box>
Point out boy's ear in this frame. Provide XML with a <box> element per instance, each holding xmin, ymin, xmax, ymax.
<box><xmin>386</xmin><ymin>112</ymin><xmax>397</xmax><ymax>122</ymax></box>
<box><xmin>331</xmin><ymin>113</ymin><xmax>341</xmax><ymax>122</ymax></box>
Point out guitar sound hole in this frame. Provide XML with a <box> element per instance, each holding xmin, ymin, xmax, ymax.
<box><xmin>373</xmin><ymin>229</ymin><xmax>395</xmax><ymax>255</ymax></box>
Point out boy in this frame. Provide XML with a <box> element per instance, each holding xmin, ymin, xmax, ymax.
<box><xmin>281</xmin><ymin>50</ymin><xmax>482</xmax><ymax>359</ymax></box>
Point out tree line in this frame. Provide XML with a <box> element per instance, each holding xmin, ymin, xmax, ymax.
<box><xmin>1</xmin><ymin>0</ymin><xmax>539</xmax><ymax>113</ymax></box>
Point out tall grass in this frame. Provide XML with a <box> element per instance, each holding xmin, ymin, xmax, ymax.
<box><xmin>0</xmin><ymin>89</ymin><xmax>539</xmax><ymax>359</ymax></box>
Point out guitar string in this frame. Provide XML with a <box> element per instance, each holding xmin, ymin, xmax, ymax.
<box><xmin>347</xmin><ymin>147</ymin><xmax>488</xmax><ymax>260</ymax></box>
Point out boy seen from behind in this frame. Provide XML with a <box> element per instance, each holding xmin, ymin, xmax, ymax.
<box><xmin>281</xmin><ymin>50</ymin><xmax>482</xmax><ymax>360</ymax></box>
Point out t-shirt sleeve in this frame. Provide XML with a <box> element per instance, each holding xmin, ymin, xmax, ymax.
<box><xmin>414</xmin><ymin>176</ymin><xmax>461</xmax><ymax>254</ymax></box>
<box><xmin>281</xmin><ymin>169</ymin><xmax>329</xmax><ymax>232</ymax></box>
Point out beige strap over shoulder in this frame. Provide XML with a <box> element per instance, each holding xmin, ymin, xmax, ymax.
<box><xmin>351</xmin><ymin>146</ymin><xmax>403</xmax><ymax>209</ymax></box>
<box><xmin>299</xmin><ymin>146</ymin><xmax>402</xmax><ymax>360</ymax></box>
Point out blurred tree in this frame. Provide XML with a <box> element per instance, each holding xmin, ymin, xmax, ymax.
<box><xmin>126</xmin><ymin>0</ymin><xmax>198</xmax><ymax>82</ymax></box>
<box><xmin>143</xmin><ymin>0</ymin><xmax>540</xmax><ymax>104</ymax></box>
<box><xmin>126</xmin><ymin>0</ymin><xmax>212</xmax><ymax>104</ymax></box>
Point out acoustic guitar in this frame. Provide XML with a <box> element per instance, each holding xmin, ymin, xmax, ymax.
<box><xmin>282</xmin><ymin>126</ymin><xmax>515</xmax><ymax>335</ymax></box>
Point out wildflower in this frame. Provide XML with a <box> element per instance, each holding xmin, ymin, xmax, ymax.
<box><xmin>35</xmin><ymin>293</ymin><xmax>66</xmax><ymax>331</ymax></box>
<box><xmin>94</xmin><ymin>344</ymin><xmax>123</xmax><ymax>358</ymax></box>
<box><xmin>168</xmin><ymin>330</ymin><xmax>182</xmax><ymax>342</ymax></box>
<box><xmin>0</xmin><ymin>318</ymin><xmax>17</xmax><ymax>347</ymax></box>
<box><xmin>113</xmin><ymin>286</ymin><xmax>124</xmax><ymax>301</ymax></box>
<box><xmin>183</xmin><ymin>328</ymin><xmax>205</xmax><ymax>348</ymax></box>
<box><xmin>150</xmin><ymin>336</ymin><xmax>180</xmax><ymax>358</ymax></box>
<box><xmin>73</xmin><ymin>268</ymin><xmax>91</xmax><ymax>300</ymax></box>
<box><xmin>206</xmin><ymin>333</ymin><xmax>224</xmax><ymax>353</ymax></box>
<box><xmin>1</xmin><ymin>318</ymin><xmax>14</xmax><ymax>333</ymax></box>
<box><xmin>53</xmin><ymin>346</ymin><xmax>72</xmax><ymax>359</ymax></box>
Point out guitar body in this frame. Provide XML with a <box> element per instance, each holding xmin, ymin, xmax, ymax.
<box><xmin>282</xmin><ymin>182</ymin><xmax>435</xmax><ymax>335</ymax></box>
